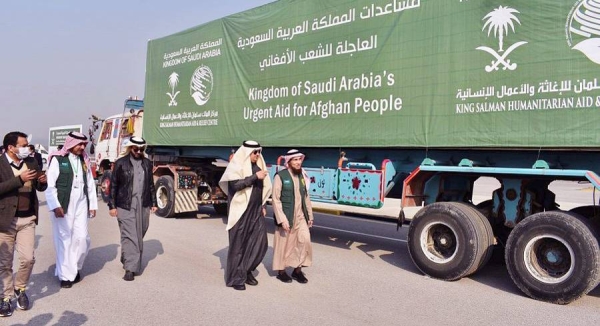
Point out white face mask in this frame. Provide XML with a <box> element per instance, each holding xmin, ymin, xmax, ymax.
<box><xmin>14</xmin><ymin>147</ymin><xmax>30</xmax><ymax>160</ymax></box>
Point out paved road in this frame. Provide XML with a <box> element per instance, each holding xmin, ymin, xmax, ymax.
<box><xmin>6</xmin><ymin>192</ymin><xmax>600</xmax><ymax>325</ymax></box>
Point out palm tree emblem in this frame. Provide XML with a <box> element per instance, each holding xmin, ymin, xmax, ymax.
<box><xmin>482</xmin><ymin>6</ymin><xmax>521</xmax><ymax>52</ymax></box>
<box><xmin>476</xmin><ymin>6</ymin><xmax>527</xmax><ymax>72</ymax></box>
<box><xmin>167</xmin><ymin>72</ymin><xmax>180</xmax><ymax>106</ymax></box>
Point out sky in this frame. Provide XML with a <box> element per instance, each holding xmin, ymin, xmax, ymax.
<box><xmin>0</xmin><ymin>0</ymin><xmax>272</xmax><ymax>148</ymax></box>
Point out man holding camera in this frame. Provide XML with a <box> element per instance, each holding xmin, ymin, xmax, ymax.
<box><xmin>0</xmin><ymin>131</ymin><xmax>47</xmax><ymax>317</ymax></box>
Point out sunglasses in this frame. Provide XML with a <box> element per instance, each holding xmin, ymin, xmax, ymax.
<box><xmin>132</xmin><ymin>146</ymin><xmax>146</xmax><ymax>153</ymax></box>
<box><xmin>252</xmin><ymin>149</ymin><xmax>262</xmax><ymax>155</ymax></box>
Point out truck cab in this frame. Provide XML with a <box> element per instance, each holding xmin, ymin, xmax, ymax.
<box><xmin>92</xmin><ymin>98</ymin><xmax>144</xmax><ymax>202</ymax></box>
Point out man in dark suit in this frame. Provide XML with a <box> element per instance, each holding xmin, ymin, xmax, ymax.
<box><xmin>0</xmin><ymin>131</ymin><xmax>47</xmax><ymax>317</ymax></box>
<box><xmin>28</xmin><ymin>145</ymin><xmax>42</xmax><ymax>170</ymax></box>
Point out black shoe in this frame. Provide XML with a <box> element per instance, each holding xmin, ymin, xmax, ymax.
<box><xmin>124</xmin><ymin>271</ymin><xmax>135</xmax><ymax>281</ymax></box>
<box><xmin>291</xmin><ymin>271</ymin><xmax>308</xmax><ymax>283</ymax></box>
<box><xmin>60</xmin><ymin>280</ymin><xmax>73</xmax><ymax>288</ymax></box>
<box><xmin>0</xmin><ymin>298</ymin><xmax>12</xmax><ymax>317</ymax></box>
<box><xmin>276</xmin><ymin>272</ymin><xmax>292</xmax><ymax>283</ymax></box>
<box><xmin>74</xmin><ymin>272</ymin><xmax>81</xmax><ymax>284</ymax></box>
<box><xmin>232</xmin><ymin>284</ymin><xmax>246</xmax><ymax>291</ymax></box>
<box><xmin>14</xmin><ymin>289</ymin><xmax>29</xmax><ymax>310</ymax></box>
<box><xmin>245</xmin><ymin>272</ymin><xmax>258</xmax><ymax>286</ymax></box>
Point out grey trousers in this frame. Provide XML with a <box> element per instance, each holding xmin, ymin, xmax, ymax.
<box><xmin>117</xmin><ymin>203</ymin><xmax>149</xmax><ymax>274</ymax></box>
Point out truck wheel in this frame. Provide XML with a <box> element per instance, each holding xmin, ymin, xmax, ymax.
<box><xmin>569</xmin><ymin>205</ymin><xmax>600</xmax><ymax>231</ymax></box>
<box><xmin>460</xmin><ymin>202</ymin><xmax>495</xmax><ymax>272</ymax></box>
<box><xmin>505</xmin><ymin>211</ymin><xmax>600</xmax><ymax>304</ymax></box>
<box><xmin>569</xmin><ymin>205</ymin><xmax>600</xmax><ymax>219</ymax></box>
<box><xmin>407</xmin><ymin>202</ymin><xmax>494</xmax><ymax>280</ymax></box>
<box><xmin>99</xmin><ymin>171</ymin><xmax>112</xmax><ymax>203</ymax></box>
<box><xmin>213</xmin><ymin>203</ymin><xmax>228</xmax><ymax>216</ymax></box>
<box><xmin>155</xmin><ymin>175</ymin><xmax>175</xmax><ymax>218</ymax></box>
<box><xmin>475</xmin><ymin>199</ymin><xmax>493</xmax><ymax>217</ymax></box>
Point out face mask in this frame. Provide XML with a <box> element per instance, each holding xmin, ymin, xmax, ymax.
<box><xmin>14</xmin><ymin>147</ymin><xmax>30</xmax><ymax>160</ymax></box>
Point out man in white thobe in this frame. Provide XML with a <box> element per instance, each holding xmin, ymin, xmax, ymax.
<box><xmin>45</xmin><ymin>132</ymin><xmax>98</xmax><ymax>288</ymax></box>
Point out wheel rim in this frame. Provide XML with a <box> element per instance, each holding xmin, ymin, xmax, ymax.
<box><xmin>420</xmin><ymin>221</ymin><xmax>459</xmax><ymax>264</ymax></box>
<box><xmin>156</xmin><ymin>185</ymin><xmax>169</xmax><ymax>209</ymax></box>
<box><xmin>523</xmin><ymin>235</ymin><xmax>574</xmax><ymax>284</ymax></box>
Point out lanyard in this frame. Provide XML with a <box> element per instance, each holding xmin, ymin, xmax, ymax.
<box><xmin>71</xmin><ymin>157</ymin><xmax>80</xmax><ymax>177</ymax></box>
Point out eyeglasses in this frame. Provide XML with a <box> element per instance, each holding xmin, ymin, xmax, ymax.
<box><xmin>252</xmin><ymin>150</ymin><xmax>261</xmax><ymax>155</ymax></box>
<box><xmin>132</xmin><ymin>146</ymin><xmax>146</xmax><ymax>153</ymax></box>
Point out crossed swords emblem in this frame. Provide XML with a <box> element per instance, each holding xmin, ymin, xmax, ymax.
<box><xmin>476</xmin><ymin>41</ymin><xmax>527</xmax><ymax>72</ymax></box>
<box><xmin>167</xmin><ymin>91</ymin><xmax>180</xmax><ymax>106</ymax></box>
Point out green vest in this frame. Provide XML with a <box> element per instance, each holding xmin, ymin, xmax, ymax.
<box><xmin>277</xmin><ymin>169</ymin><xmax>309</xmax><ymax>227</ymax></box>
<box><xmin>55</xmin><ymin>156</ymin><xmax>89</xmax><ymax>214</ymax></box>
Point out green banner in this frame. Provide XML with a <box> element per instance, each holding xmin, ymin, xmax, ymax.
<box><xmin>144</xmin><ymin>0</ymin><xmax>600</xmax><ymax>148</ymax></box>
<box><xmin>48</xmin><ymin>125</ymin><xmax>82</xmax><ymax>147</ymax></box>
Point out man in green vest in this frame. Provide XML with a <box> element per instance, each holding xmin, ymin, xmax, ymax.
<box><xmin>271</xmin><ymin>149</ymin><xmax>314</xmax><ymax>284</ymax></box>
<box><xmin>45</xmin><ymin>132</ymin><xmax>98</xmax><ymax>289</ymax></box>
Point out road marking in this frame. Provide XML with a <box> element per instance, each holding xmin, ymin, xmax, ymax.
<box><xmin>265</xmin><ymin>216</ymin><xmax>406</xmax><ymax>243</ymax></box>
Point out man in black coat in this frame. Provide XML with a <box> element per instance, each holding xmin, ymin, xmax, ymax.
<box><xmin>28</xmin><ymin>145</ymin><xmax>42</xmax><ymax>170</ymax></box>
<box><xmin>107</xmin><ymin>137</ymin><xmax>157</xmax><ymax>281</ymax></box>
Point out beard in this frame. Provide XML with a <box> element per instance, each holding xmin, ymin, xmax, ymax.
<box><xmin>131</xmin><ymin>152</ymin><xmax>143</xmax><ymax>160</ymax></box>
<box><xmin>289</xmin><ymin>166</ymin><xmax>302</xmax><ymax>175</ymax></box>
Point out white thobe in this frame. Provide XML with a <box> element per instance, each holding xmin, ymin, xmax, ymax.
<box><xmin>45</xmin><ymin>154</ymin><xmax>98</xmax><ymax>281</ymax></box>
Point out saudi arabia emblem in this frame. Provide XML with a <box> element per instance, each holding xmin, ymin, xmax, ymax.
<box><xmin>167</xmin><ymin>72</ymin><xmax>180</xmax><ymax>107</ymax></box>
<box><xmin>476</xmin><ymin>6</ymin><xmax>527</xmax><ymax>72</ymax></box>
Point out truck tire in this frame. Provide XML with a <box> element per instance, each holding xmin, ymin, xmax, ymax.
<box><xmin>569</xmin><ymin>205</ymin><xmax>600</xmax><ymax>219</ymax></box>
<box><xmin>459</xmin><ymin>202</ymin><xmax>495</xmax><ymax>273</ymax></box>
<box><xmin>99</xmin><ymin>171</ymin><xmax>112</xmax><ymax>203</ymax></box>
<box><xmin>475</xmin><ymin>199</ymin><xmax>493</xmax><ymax>217</ymax></box>
<box><xmin>505</xmin><ymin>211</ymin><xmax>600</xmax><ymax>304</ymax></box>
<box><xmin>407</xmin><ymin>202</ymin><xmax>494</xmax><ymax>281</ymax></box>
<box><xmin>213</xmin><ymin>203</ymin><xmax>228</xmax><ymax>216</ymax></box>
<box><xmin>155</xmin><ymin>175</ymin><xmax>176</xmax><ymax>218</ymax></box>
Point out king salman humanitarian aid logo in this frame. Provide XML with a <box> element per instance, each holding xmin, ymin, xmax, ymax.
<box><xmin>476</xmin><ymin>6</ymin><xmax>527</xmax><ymax>72</ymax></box>
<box><xmin>567</xmin><ymin>0</ymin><xmax>600</xmax><ymax>64</ymax></box>
<box><xmin>190</xmin><ymin>65</ymin><xmax>214</xmax><ymax>106</ymax></box>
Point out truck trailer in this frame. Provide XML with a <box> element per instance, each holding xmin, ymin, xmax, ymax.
<box><xmin>95</xmin><ymin>0</ymin><xmax>600</xmax><ymax>304</ymax></box>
